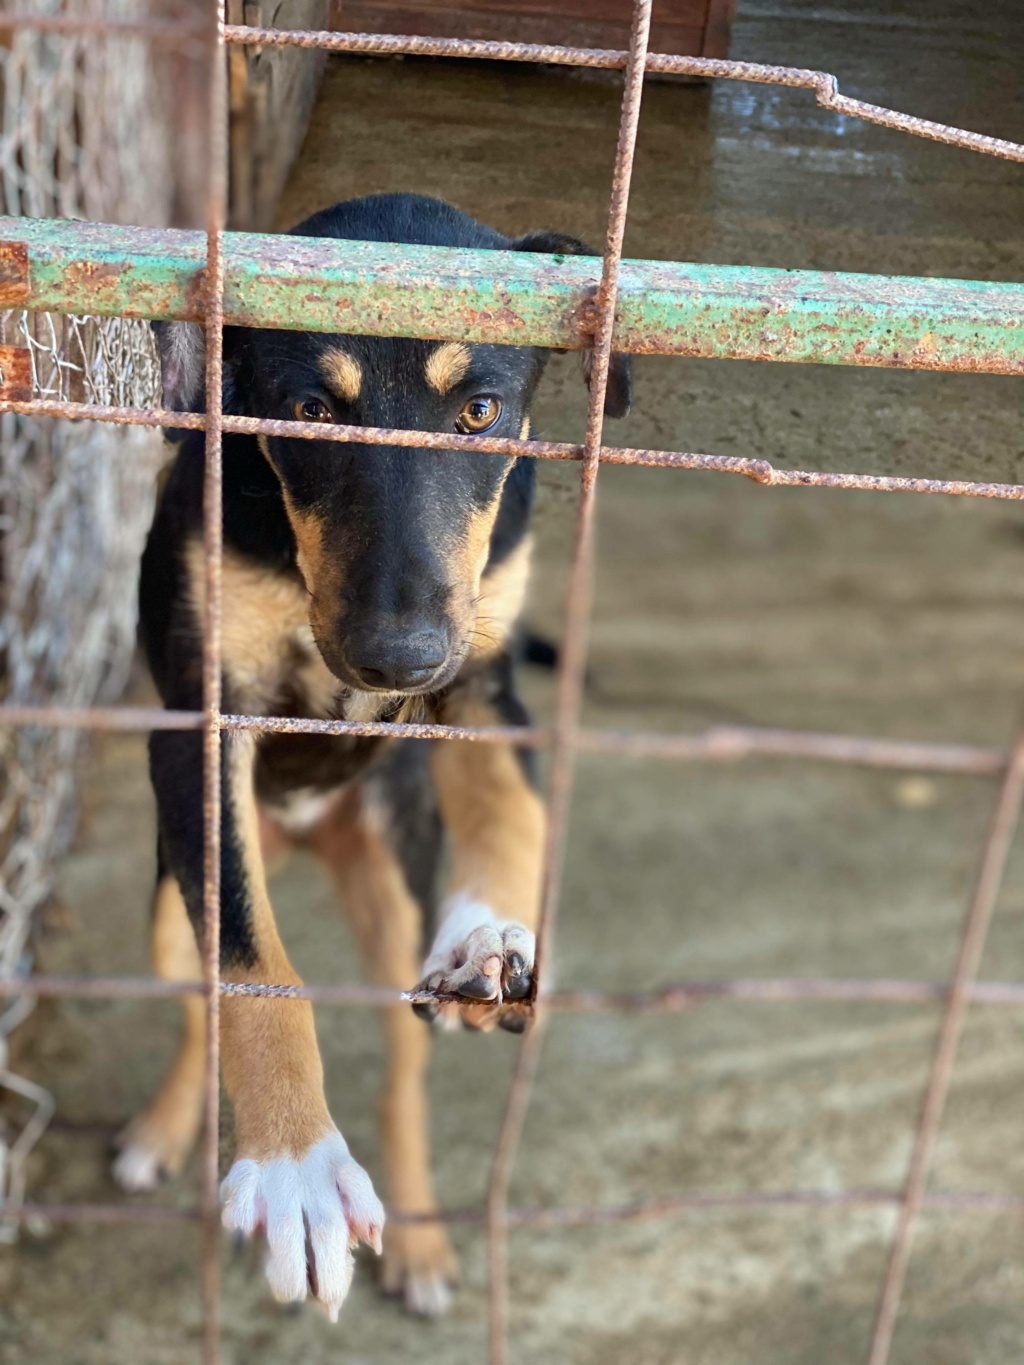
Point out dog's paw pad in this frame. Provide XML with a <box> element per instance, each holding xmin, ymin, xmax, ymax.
<box><xmin>412</xmin><ymin>902</ymin><xmax>535</xmax><ymax>1030</ymax></box>
<box><xmin>421</xmin><ymin>923</ymin><xmax>504</xmax><ymax>1001</ymax></box>
<box><xmin>220</xmin><ymin>1130</ymin><xmax>384</xmax><ymax>1322</ymax></box>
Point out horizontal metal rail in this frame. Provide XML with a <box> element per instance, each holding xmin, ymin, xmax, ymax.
<box><xmin>2</xmin><ymin>217</ymin><xmax>1023</xmax><ymax>372</ymax></box>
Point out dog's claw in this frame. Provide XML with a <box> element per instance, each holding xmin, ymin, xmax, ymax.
<box><xmin>504</xmin><ymin>952</ymin><xmax>531</xmax><ymax>1000</ymax></box>
<box><xmin>460</xmin><ymin>972</ymin><xmax>501</xmax><ymax>1001</ymax></box>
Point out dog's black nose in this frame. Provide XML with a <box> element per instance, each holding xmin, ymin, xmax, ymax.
<box><xmin>346</xmin><ymin>628</ymin><xmax>448</xmax><ymax>691</ymax></box>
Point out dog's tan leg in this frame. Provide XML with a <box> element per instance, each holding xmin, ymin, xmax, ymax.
<box><xmin>113</xmin><ymin>809</ymin><xmax>293</xmax><ymax>1194</ymax></box>
<box><xmin>210</xmin><ymin>733</ymin><xmax>384</xmax><ymax>1322</ymax></box>
<box><xmin>148</xmin><ymin>727</ymin><xmax>384</xmax><ymax>1322</ymax></box>
<box><xmin>415</xmin><ymin>694</ymin><xmax>546</xmax><ymax>1032</ymax></box>
<box><xmin>113</xmin><ymin>875</ymin><xmax>206</xmax><ymax>1191</ymax></box>
<box><xmin>310</xmin><ymin>788</ymin><xmax>458</xmax><ymax>1317</ymax></box>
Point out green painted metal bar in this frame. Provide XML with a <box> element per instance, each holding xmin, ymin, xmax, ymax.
<box><xmin>2</xmin><ymin>216</ymin><xmax>1023</xmax><ymax>374</ymax></box>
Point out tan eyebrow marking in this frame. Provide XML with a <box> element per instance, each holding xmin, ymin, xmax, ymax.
<box><xmin>319</xmin><ymin>347</ymin><xmax>363</xmax><ymax>403</ymax></box>
<box><xmin>424</xmin><ymin>341</ymin><xmax>472</xmax><ymax>395</ymax></box>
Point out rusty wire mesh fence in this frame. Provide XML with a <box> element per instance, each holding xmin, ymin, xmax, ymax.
<box><xmin>0</xmin><ymin>0</ymin><xmax>172</xmax><ymax>1242</ymax></box>
<box><xmin>0</xmin><ymin>5</ymin><xmax>1023</xmax><ymax>1365</ymax></box>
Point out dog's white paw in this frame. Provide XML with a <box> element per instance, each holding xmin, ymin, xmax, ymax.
<box><xmin>411</xmin><ymin>895</ymin><xmax>534</xmax><ymax>1033</ymax></box>
<box><xmin>112</xmin><ymin>1105</ymin><xmax>200</xmax><ymax>1192</ymax></box>
<box><xmin>381</xmin><ymin>1220</ymin><xmax>459</xmax><ymax>1317</ymax></box>
<box><xmin>112</xmin><ymin>1142</ymin><xmax>164</xmax><ymax>1193</ymax></box>
<box><xmin>220</xmin><ymin>1130</ymin><xmax>384</xmax><ymax>1322</ymax></box>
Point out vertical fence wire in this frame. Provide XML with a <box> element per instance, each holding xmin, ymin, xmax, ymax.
<box><xmin>867</xmin><ymin>735</ymin><xmax>1024</xmax><ymax>1364</ymax></box>
<box><xmin>200</xmin><ymin>6</ymin><xmax>228</xmax><ymax>1362</ymax></box>
<box><xmin>484</xmin><ymin>2</ymin><xmax>653</xmax><ymax>1360</ymax></box>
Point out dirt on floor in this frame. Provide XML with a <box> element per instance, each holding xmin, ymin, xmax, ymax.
<box><xmin>3</xmin><ymin>1</ymin><xmax>1024</xmax><ymax>1362</ymax></box>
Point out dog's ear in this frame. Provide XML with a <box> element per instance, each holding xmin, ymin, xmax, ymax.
<box><xmin>153</xmin><ymin>320</ymin><xmax>206</xmax><ymax>415</ymax></box>
<box><xmin>511</xmin><ymin>229</ymin><xmax>633</xmax><ymax>419</ymax></box>
<box><xmin>153</xmin><ymin>321</ymin><xmax>242</xmax><ymax>442</ymax></box>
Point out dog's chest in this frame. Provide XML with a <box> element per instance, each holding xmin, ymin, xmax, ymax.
<box><xmin>254</xmin><ymin>728</ymin><xmax>385</xmax><ymax>831</ymax></box>
<box><xmin>186</xmin><ymin>538</ymin><xmax>341</xmax><ymax>716</ymax></box>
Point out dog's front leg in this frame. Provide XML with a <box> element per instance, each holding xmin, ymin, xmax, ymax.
<box><xmin>413</xmin><ymin>685</ymin><xmax>545</xmax><ymax>1033</ymax></box>
<box><xmin>150</xmin><ymin>727</ymin><xmax>384</xmax><ymax>1319</ymax></box>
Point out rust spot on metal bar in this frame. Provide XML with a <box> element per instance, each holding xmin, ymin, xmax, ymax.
<box><xmin>64</xmin><ymin>259</ymin><xmax>126</xmax><ymax>289</ymax></box>
<box><xmin>0</xmin><ymin>345</ymin><xmax>32</xmax><ymax>401</ymax></box>
<box><xmin>0</xmin><ymin>240</ymin><xmax>29</xmax><ymax>305</ymax></box>
<box><xmin>460</xmin><ymin>303</ymin><xmax>524</xmax><ymax>334</ymax></box>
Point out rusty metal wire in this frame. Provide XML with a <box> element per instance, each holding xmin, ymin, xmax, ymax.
<box><xmin>223</xmin><ymin>23</ymin><xmax>1024</xmax><ymax>163</ymax></box>
<box><xmin>7</xmin><ymin>12</ymin><xmax>1023</xmax><ymax>158</ymax></box>
<box><xmin>8</xmin><ymin>971</ymin><xmax>1024</xmax><ymax>1010</ymax></box>
<box><xmin>867</xmin><ymin>737</ymin><xmax>1024</xmax><ymax>1364</ymax></box>
<box><xmin>199</xmin><ymin>7</ymin><xmax>227</xmax><ymax>1361</ymax></box>
<box><xmin>1</xmin><ymin>8</ymin><xmax>1024</xmax><ymax>1365</ymax></box>
<box><xmin>4</xmin><ymin>398</ymin><xmax>1024</xmax><ymax>501</ymax></box>
<box><xmin>484</xmin><ymin>3</ymin><xmax>654</xmax><ymax>1356</ymax></box>
<box><xmin>11</xmin><ymin>0</ymin><xmax>1024</xmax><ymax>186</ymax></box>
<box><xmin>0</xmin><ymin>709</ymin><xmax>1012</xmax><ymax>778</ymax></box>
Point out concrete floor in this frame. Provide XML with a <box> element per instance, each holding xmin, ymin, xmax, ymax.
<box><xmin>4</xmin><ymin>1</ymin><xmax>1024</xmax><ymax>1361</ymax></box>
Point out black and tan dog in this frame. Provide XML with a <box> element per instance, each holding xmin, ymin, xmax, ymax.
<box><xmin>112</xmin><ymin>193</ymin><xmax>630</xmax><ymax>1320</ymax></box>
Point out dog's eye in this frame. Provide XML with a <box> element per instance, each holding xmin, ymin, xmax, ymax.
<box><xmin>455</xmin><ymin>396</ymin><xmax>502</xmax><ymax>434</ymax></box>
<box><xmin>293</xmin><ymin>398</ymin><xmax>333</xmax><ymax>424</ymax></box>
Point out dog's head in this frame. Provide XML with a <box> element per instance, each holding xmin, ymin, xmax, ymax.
<box><xmin>157</xmin><ymin>193</ymin><xmax>631</xmax><ymax>696</ymax></box>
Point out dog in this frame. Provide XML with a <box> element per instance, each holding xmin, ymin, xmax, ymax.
<box><xmin>112</xmin><ymin>192</ymin><xmax>631</xmax><ymax>1321</ymax></box>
